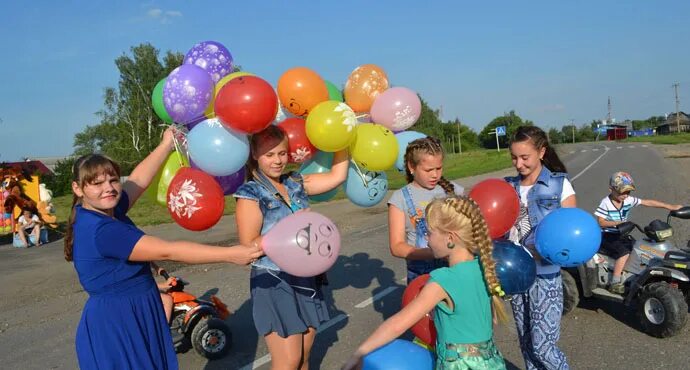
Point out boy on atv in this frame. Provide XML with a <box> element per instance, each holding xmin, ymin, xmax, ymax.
<box><xmin>594</xmin><ymin>171</ymin><xmax>682</xmax><ymax>293</ymax></box>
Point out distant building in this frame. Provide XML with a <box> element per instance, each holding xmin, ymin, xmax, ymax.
<box><xmin>24</xmin><ymin>156</ymin><xmax>74</xmax><ymax>173</ymax></box>
<box><xmin>1</xmin><ymin>160</ymin><xmax>53</xmax><ymax>176</ymax></box>
<box><xmin>657</xmin><ymin>112</ymin><xmax>690</xmax><ymax>134</ymax></box>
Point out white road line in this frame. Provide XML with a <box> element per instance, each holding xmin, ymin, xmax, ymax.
<box><xmin>580</xmin><ymin>150</ymin><xmax>587</xmax><ymax>153</ymax></box>
<box><xmin>569</xmin><ymin>150</ymin><xmax>575</xmax><ymax>154</ymax></box>
<box><xmin>629</xmin><ymin>145</ymin><xmax>636</xmax><ymax>148</ymax></box>
<box><xmin>592</xmin><ymin>149</ymin><xmax>599</xmax><ymax>152</ymax></box>
<box><xmin>617</xmin><ymin>146</ymin><xmax>623</xmax><ymax>149</ymax></box>
<box><xmin>571</xmin><ymin>146</ymin><xmax>610</xmax><ymax>182</ymax></box>
<box><xmin>642</xmin><ymin>145</ymin><xmax>648</xmax><ymax>148</ymax></box>
<box><xmin>355</xmin><ymin>286</ymin><xmax>400</xmax><ymax>308</ymax></box>
<box><xmin>238</xmin><ymin>314</ymin><xmax>350</xmax><ymax>370</ymax></box>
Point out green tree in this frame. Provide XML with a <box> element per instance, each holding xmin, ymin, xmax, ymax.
<box><xmin>548</xmin><ymin>127</ymin><xmax>563</xmax><ymax>144</ymax></box>
<box><xmin>410</xmin><ymin>96</ymin><xmax>444</xmax><ymax>140</ymax></box>
<box><xmin>577</xmin><ymin>124</ymin><xmax>596</xmax><ymax>142</ymax></box>
<box><xmin>41</xmin><ymin>157</ymin><xmax>77</xmax><ymax>197</ymax></box>
<box><xmin>440</xmin><ymin>118</ymin><xmax>479</xmax><ymax>152</ymax></box>
<box><xmin>73</xmin><ymin>43</ymin><xmax>183</xmax><ymax>173</ymax></box>
<box><xmin>478</xmin><ymin>111</ymin><xmax>533</xmax><ymax>149</ymax></box>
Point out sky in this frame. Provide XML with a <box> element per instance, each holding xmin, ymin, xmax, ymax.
<box><xmin>1</xmin><ymin>0</ymin><xmax>689</xmax><ymax>162</ymax></box>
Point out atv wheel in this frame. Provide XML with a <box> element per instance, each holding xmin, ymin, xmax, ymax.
<box><xmin>191</xmin><ymin>317</ymin><xmax>232</xmax><ymax>359</ymax></box>
<box><xmin>561</xmin><ymin>270</ymin><xmax>579</xmax><ymax>315</ymax></box>
<box><xmin>636</xmin><ymin>282</ymin><xmax>688</xmax><ymax>338</ymax></box>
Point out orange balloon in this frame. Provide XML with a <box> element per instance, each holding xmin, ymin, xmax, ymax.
<box><xmin>344</xmin><ymin>64</ymin><xmax>389</xmax><ymax>113</ymax></box>
<box><xmin>277</xmin><ymin>67</ymin><xmax>329</xmax><ymax>117</ymax></box>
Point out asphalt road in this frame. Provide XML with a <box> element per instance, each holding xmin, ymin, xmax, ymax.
<box><xmin>1</xmin><ymin>142</ymin><xmax>689</xmax><ymax>369</ymax></box>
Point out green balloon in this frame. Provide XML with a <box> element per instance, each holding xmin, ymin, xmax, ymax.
<box><xmin>325</xmin><ymin>80</ymin><xmax>343</xmax><ymax>102</ymax></box>
<box><xmin>145</xmin><ymin>151</ymin><xmax>189</xmax><ymax>206</ymax></box>
<box><xmin>152</xmin><ymin>78</ymin><xmax>173</xmax><ymax>123</ymax></box>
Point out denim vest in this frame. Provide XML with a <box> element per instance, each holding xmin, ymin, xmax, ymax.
<box><xmin>234</xmin><ymin>171</ymin><xmax>310</xmax><ymax>271</ymax></box>
<box><xmin>504</xmin><ymin>166</ymin><xmax>566</xmax><ymax>250</ymax></box>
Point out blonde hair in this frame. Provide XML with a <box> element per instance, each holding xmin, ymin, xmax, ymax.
<box><xmin>425</xmin><ymin>195</ymin><xmax>508</xmax><ymax>323</ymax></box>
<box><xmin>403</xmin><ymin>136</ymin><xmax>454</xmax><ymax>195</ymax></box>
<box><xmin>64</xmin><ymin>154</ymin><xmax>121</xmax><ymax>262</ymax></box>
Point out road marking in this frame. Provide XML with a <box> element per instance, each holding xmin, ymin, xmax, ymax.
<box><xmin>642</xmin><ymin>144</ymin><xmax>648</xmax><ymax>147</ymax></box>
<box><xmin>580</xmin><ymin>150</ymin><xmax>587</xmax><ymax>153</ymax></box>
<box><xmin>592</xmin><ymin>148</ymin><xmax>599</xmax><ymax>152</ymax></box>
<box><xmin>629</xmin><ymin>145</ymin><xmax>635</xmax><ymax>148</ymax></box>
<box><xmin>571</xmin><ymin>146</ymin><xmax>610</xmax><ymax>182</ymax></box>
<box><xmin>355</xmin><ymin>286</ymin><xmax>400</xmax><ymax>308</ymax></box>
<box><xmin>238</xmin><ymin>314</ymin><xmax>350</xmax><ymax>370</ymax></box>
<box><xmin>569</xmin><ymin>150</ymin><xmax>575</xmax><ymax>154</ymax></box>
<box><xmin>617</xmin><ymin>146</ymin><xmax>623</xmax><ymax>149</ymax></box>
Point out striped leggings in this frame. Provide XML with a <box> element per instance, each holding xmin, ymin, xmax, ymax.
<box><xmin>510</xmin><ymin>273</ymin><xmax>570</xmax><ymax>370</ymax></box>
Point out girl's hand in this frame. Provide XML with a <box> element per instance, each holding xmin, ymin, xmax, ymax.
<box><xmin>341</xmin><ymin>355</ymin><xmax>363</xmax><ymax>370</ymax></box>
<box><xmin>161</xmin><ymin>126</ymin><xmax>176</xmax><ymax>151</ymax></box>
<box><xmin>157</xmin><ymin>277</ymin><xmax>176</xmax><ymax>292</ymax></box>
<box><xmin>229</xmin><ymin>242</ymin><xmax>265</xmax><ymax>265</ymax></box>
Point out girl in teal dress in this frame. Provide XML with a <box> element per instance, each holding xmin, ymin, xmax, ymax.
<box><xmin>342</xmin><ymin>195</ymin><xmax>508</xmax><ymax>370</ymax></box>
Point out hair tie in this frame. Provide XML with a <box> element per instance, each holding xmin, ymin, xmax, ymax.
<box><xmin>494</xmin><ymin>286</ymin><xmax>506</xmax><ymax>297</ymax></box>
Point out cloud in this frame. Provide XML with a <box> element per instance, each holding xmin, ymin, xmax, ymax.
<box><xmin>538</xmin><ymin>104</ymin><xmax>566</xmax><ymax>113</ymax></box>
<box><xmin>145</xmin><ymin>8</ymin><xmax>182</xmax><ymax>24</ymax></box>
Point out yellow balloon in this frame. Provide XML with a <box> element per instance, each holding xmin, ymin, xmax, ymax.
<box><xmin>349</xmin><ymin>123</ymin><xmax>398</xmax><ymax>171</ymax></box>
<box><xmin>145</xmin><ymin>151</ymin><xmax>190</xmax><ymax>206</ymax></box>
<box><xmin>204</xmin><ymin>71</ymin><xmax>256</xmax><ymax>118</ymax></box>
<box><xmin>305</xmin><ymin>100</ymin><xmax>357</xmax><ymax>152</ymax></box>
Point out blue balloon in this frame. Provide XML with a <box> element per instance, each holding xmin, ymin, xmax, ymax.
<box><xmin>492</xmin><ymin>240</ymin><xmax>537</xmax><ymax>295</ymax></box>
<box><xmin>187</xmin><ymin>118</ymin><xmax>249</xmax><ymax>176</ymax></box>
<box><xmin>363</xmin><ymin>339</ymin><xmax>434</xmax><ymax>370</ymax></box>
<box><xmin>343</xmin><ymin>162</ymin><xmax>387</xmax><ymax>207</ymax></box>
<box><xmin>535</xmin><ymin>208</ymin><xmax>602</xmax><ymax>267</ymax></box>
<box><xmin>394</xmin><ymin>131</ymin><xmax>427</xmax><ymax>172</ymax></box>
<box><xmin>299</xmin><ymin>151</ymin><xmax>338</xmax><ymax>203</ymax></box>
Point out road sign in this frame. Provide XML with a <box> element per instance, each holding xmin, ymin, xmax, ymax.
<box><xmin>496</xmin><ymin>126</ymin><xmax>506</xmax><ymax>136</ymax></box>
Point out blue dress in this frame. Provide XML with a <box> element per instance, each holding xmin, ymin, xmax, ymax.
<box><xmin>72</xmin><ymin>192</ymin><xmax>177</xmax><ymax>369</ymax></box>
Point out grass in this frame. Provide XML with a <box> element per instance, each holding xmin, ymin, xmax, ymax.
<box><xmin>52</xmin><ymin>149</ymin><xmax>513</xmax><ymax>228</ymax></box>
<box><xmin>624</xmin><ymin>133</ymin><xmax>690</xmax><ymax>145</ymax></box>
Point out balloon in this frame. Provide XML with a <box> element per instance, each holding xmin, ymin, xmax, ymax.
<box><xmin>299</xmin><ymin>151</ymin><xmax>338</xmax><ymax>202</ymax></box>
<box><xmin>145</xmin><ymin>151</ymin><xmax>190</xmax><ymax>206</ymax></box>
<box><xmin>277</xmin><ymin>118</ymin><xmax>316</xmax><ymax>163</ymax></box>
<box><xmin>163</xmin><ymin>65</ymin><xmax>214</xmax><ymax>124</ymax></box>
<box><xmin>325</xmin><ymin>80</ymin><xmax>343</xmax><ymax>102</ymax></box>
<box><xmin>349</xmin><ymin>123</ymin><xmax>399</xmax><ymax>171</ymax></box>
<box><xmin>277</xmin><ymin>67</ymin><xmax>329</xmax><ymax>116</ymax></box>
<box><xmin>468</xmin><ymin>179</ymin><xmax>520</xmax><ymax>239</ymax></box>
<box><xmin>371</xmin><ymin>87</ymin><xmax>422</xmax><ymax>132</ymax></box>
<box><xmin>190</xmin><ymin>158</ymin><xmax>245</xmax><ymax>196</ymax></box>
<box><xmin>184</xmin><ymin>40</ymin><xmax>234</xmax><ymax>83</ymax></box>
<box><xmin>184</xmin><ymin>114</ymin><xmax>207</xmax><ymax>131</ymax></box>
<box><xmin>492</xmin><ymin>240</ymin><xmax>537</xmax><ymax>295</ymax></box>
<box><xmin>305</xmin><ymin>101</ymin><xmax>357</xmax><ymax>152</ymax></box>
<box><xmin>535</xmin><ymin>208</ymin><xmax>602</xmax><ymax>267</ymax></box>
<box><xmin>215</xmin><ymin>76</ymin><xmax>278</xmax><ymax>134</ymax></box>
<box><xmin>343</xmin><ymin>162</ymin><xmax>387</xmax><ymax>207</ymax></box>
<box><xmin>167</xmin><ymin>168</ymin><xmax>225</xmax><ymax>231</ymax></box>
<box><xmin>394</xmin><ymin>131</ymin><xmax>427</xmax><ymax>172</ymax></box>
<box><xmin>187</xmin><ymin>118</ymin><xmax>249</xmax><ymax>176</ymax></box>
<box><xmin>402</xmin><ymin>275</ymin><xmax>437</xmax><ymax>347</ymax></box>
<box><xmin>261</xmin><ymin>211</ymin><xmax>341</xmax><ymax>277</ymax></box>
<box><xmin>362</xmin><ymin>339</ymin><xmax>434</xmax><ymax>370</ymax></box>
<box><xmin>344</xmin><ymin>64</ymin><xmax>389</xmax><ymax>113</ymax></box>
<box><xmin>204</xmin><ymin>71</ymin><xmax>256</xmax><ymax>118</ymax></box>
<box><xmin>152</xmin><ymin>78</ymin><xmax>173</xmax><ymax>123</ymax></box>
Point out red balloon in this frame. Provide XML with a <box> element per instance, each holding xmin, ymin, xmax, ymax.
<box><xmin>215</xmin><ymin>76</ymin><xmax>278</xmax><ymax>134</ymax></box>
<box><xmin>468</xmin><ymin>178</ymin><xmax>520</xmax><ymax>239</ymax></box>
<box><xmin>277</xmin><ymin>118</ymin><xmax>317</xmax><ymax>163</ymax></box>
<box><xmin>166</xmin><ymin>168</ymin><xmax>225</xmax><ymax>231</ymax></box>
<box><xmin>402</xmin><ymin>274</ymin><xmax>437</xmax><ymax>347</ymax></box>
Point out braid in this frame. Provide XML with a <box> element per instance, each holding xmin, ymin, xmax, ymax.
<box><xmin>437</xmin><ymin>177</ymin><xmax>455</xmax><ymax>195</ymax></box>
<box><xmin>404</xmin><ymin>136</ymin><xmax>445</xmax><ymax>184</ymax></box>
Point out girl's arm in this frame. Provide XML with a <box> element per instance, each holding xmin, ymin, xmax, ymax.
<box><xmin>388</xmin><ymin>205</ymin><xmax>435</xmax><ymax>260</ymax></box>
<box><xmin>640</xmin><ymin>199</ymin><xmax>682</xmax><ymax>211</ymax></box>
<box><xmin>128</xmin><ymin>236</ymin><xmax>264</xmax><ymax>266</ymax></box>
<box><xmin>561</xmin><ymin>194</ymin><xmax>577</xmax><ymax>208</ymax></box>
<box><xmin>123</xmin><ymin>127</ymin><xmax>176</xmax><ymax>209</ymax></box>
<box><xmin>342</xmin><ymin>282</ymin><xmax>447</xmax><ymax>370</ymax></box>
<box><xmin>302</xmin><ymin>150</ymin><xmax>349</xmax><ymax>196</ymax></box>
<box><xmin>235</xmin><ymin>198</ymin><xmax>264</xmax><ymax>247</ymax></box>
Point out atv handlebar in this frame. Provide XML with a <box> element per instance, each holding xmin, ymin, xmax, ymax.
<box><xmin>669</xmin><ymin>206</ymin><xmax>690</xmax><ymax>220</ymax></box>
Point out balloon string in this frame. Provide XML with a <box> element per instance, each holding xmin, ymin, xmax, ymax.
<box><xmin>169</xmin><ymin>124</ymin><xmax>189</xmax><ymax>168</ymax></box>
<box><xmin>350</xmin><ymin>159</ymin><xmax>368</xmax><ymax>187</ymax></box>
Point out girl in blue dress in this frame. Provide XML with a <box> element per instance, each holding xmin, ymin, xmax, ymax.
<box><xmin>65</xmin><ymin>128</ymin><xmax>264</xmax><ymax>370</ymax></box>
<box><xmin>234</xmin><ymin>125</ymin><xmax>348</xmax><ymax>370</ymax></box>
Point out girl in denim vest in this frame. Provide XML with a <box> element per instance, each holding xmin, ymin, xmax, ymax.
<box><xmin>505</xmin><ymin>126</ymin><xmax>576</xmax><ymax>370</ymax></box>
<box><xmin>234</xmin><ymin>125</ymin><xmax>348</xmax><ymax>370</ymax></box>
<box><xmin>387</xmin><ymin>137</ymin><xmax>464</xmax><ymax>284</ymax></box>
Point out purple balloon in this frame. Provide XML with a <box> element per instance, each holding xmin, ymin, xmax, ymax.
<box><xmin>370</xmin><ymin>87</ymin><xmax>422</xmax><ymax>132</ymax></box>
<box><xmin>184</xmin><ymin>41</ymin><xmax>234</xmax><ymax>83</ymax></box>
<box><xmin>190</xmin><ymin>158</ymin><xmax>246</xmax><ymax>195</ymax></box>
<box><xmin>185</xmin><ymin>114</ymin><xmax>207</xmax><ymax>131</ymax></box>
<box><xmin>164</xmin><ymin>65</ymin><xmax>214</xmax><ymax>125</ymax></box>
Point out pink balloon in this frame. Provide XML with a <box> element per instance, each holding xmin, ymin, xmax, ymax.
<box><xmin>370</xmin><ymin>87</ymin><xmax>422</xmax><ymax>131</ymax></box>
<box><xmin>261</xmin><ymin>211</ymin><xmax>341</xmax><ymax>277</ymax></box>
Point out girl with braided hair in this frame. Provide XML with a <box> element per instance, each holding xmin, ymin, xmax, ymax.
<box><xmin>387</xmin><ymin>136</ymin><xmax>463</xmax><ymax>283</ymax></box>
<box><xmin>342</xmin><ymin>195</ymin><xmax>507</xmax><ymax>370</ymax></box>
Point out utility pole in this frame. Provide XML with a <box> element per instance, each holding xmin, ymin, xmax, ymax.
<box><xmin>607</xmin><ymin>96</ymin><xmax>612</xmax><ymax>124</ymax></box>
<box><xmin>457</xmin><ymin>119</ymin><xmax>462</xmax><ymax>154</ymax></box>
<box><xmin>571</xmin><ymin>119</ymin><xmax>575</xmax><ymax>143</ymax></box>
<box><xmin>673</xmin><ymin>82</ymin><xmax>680</xmax><ymax>133</ymax></box>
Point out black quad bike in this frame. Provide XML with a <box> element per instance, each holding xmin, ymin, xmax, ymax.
<box><xmin>161</xmin><ymin>271</ymin><xmax>233</xmax><ymax>359</ymax></box>
<box><xmin>561</xmin><ymin>206</ymin><xmax>690</xmax><ymax>338</ymax></box>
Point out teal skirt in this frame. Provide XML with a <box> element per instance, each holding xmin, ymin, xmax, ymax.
<box><xmin>436</xmin><ymin>339</ymin><xmax>506</xmax><ymax>370</ymax></box>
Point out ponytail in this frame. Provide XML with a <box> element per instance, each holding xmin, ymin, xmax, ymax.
<box><xmin>64</xmin><ymin>194</ymin><xmax>80</xmax><ymax>262</ymax></box>
<box><xmin>511</xmin><ymin>125</ymin><xmax>568</xmax><ymax>174</ymax></box>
